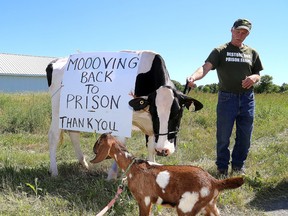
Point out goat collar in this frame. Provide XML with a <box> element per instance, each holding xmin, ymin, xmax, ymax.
<box><xmin>120</xmin><ymin>158</ymin><xmax>136</xmax><ymax>178</ymax></box>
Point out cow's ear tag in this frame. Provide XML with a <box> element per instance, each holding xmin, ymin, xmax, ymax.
<box><xmin>180</xmin><ymin>94</ymin><xmax>204</xmax><ymax>112</ymax></box>
<box><xmin>129</xmin><ymin>98</ymin><xmax>149</xmax><ymax>111</ymax></box>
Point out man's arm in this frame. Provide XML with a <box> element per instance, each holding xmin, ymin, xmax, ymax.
<box><xmin>187</xmin><ymin>62</ymin><xmax>213</xmax><ymax>87</ymax></box>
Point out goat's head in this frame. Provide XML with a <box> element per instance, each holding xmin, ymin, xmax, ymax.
<box><xmin>129</xmin><ymin>86</ymin><xmax>203</xmax><ymax>157</ymax></box>
<box><xmin>90</xmin><ymin>133</ymin><xmax>114</xmax><ymax>163</ymax></box>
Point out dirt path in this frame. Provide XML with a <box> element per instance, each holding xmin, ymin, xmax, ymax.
<box><xmin>264</xmin><ymin>199</ymin><xmax>288</xmax><ymax>216</ymax></box>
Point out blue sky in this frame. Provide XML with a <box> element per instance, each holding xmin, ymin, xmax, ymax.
<box><xmin>1</xmin><ymin>0</ymin><xmax>287</xmax><ymax>86</ymax></box>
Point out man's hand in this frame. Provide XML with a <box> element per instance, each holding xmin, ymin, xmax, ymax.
<box><xmin>187</xmin><ymin>76</ymin><xmax>197</xmax><ymax>88</ymax></box>
<box><xmin>242</xmin><ymin>75</ymin><xmax>259</xmax><ymax>89</ymax></box>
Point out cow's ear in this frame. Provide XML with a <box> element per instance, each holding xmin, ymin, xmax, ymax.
<box><xmin>129</xmin><ymin>98</ymin><xmax>149</xmax><ymax>111</ymax></box>
<box><xmin>190</xmin><ymin>98</ymin><xmax>204</xmax><ymax>111</ymax></box>
<box><xmin>179</xmin><ymin>94</ymin><xmax>203</xmax><ymax>112</ymax></box>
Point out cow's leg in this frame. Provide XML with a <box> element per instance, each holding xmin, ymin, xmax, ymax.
<box><xmin>147</xmin><ymin>135</ymin><xmax>156</xmax><ymax>162</ymax></box>
<box><xmin>106</xmin><ymin>136</ymin><xmax>126</xmax><ymax>180</ymax></box>
<box><xmin>68</xmin><ymin>131</ymin><xmax>89</xmax><ymax>170</ymax></box>
<box><xmin>48</xmin><ymin>126</ymin><xmax>61</xmax><ymax>176</ymax></box>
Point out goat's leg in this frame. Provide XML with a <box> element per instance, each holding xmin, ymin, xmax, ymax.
<box><xmin>147</xmin><ymin>135</ymin><xmax>156</xmax><ymax>162</ymax></box>
<box><xmin>48</xmin><ymin>126</ymin><xmax>61</xmax><ymax>176</ymax></box>
<box><xmin>203</xmin><ymin>201</ymin><xmax>220</xmax><ymax>216</ymax></box>
<box><xmin>138</xmin><ymin>202</ymin><xmax>152</xmax><ymax>216</ymax></box>
<box><xmin>68</xmin><ymin>131</ymin><xmax>89</xmax><ymax>170</ymax></box>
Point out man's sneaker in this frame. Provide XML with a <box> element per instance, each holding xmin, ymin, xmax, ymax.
<box><xmin>232</xmin><ymin>167</ymin><xmax>246</xmax><ymax>176</ymax></box>
<box><xmin>217</xmin><ymin>168</ymin><xmax>228</xmax><ymax>177</ymax></box>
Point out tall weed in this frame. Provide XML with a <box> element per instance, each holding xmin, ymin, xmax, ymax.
<box><xmin>0</xmin><ymin>93</ymin><xmax>51</xmax><ymax>133</ymax></box>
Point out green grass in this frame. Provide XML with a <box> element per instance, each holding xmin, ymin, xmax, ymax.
<box><xmin>0</xmin><ymin>92</ymin><xmax>287</xmax><ymax>215</ymax></box>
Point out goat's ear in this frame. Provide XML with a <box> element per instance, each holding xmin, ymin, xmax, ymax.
<box><xmin>90</xmin><ymin>140</ymin><xmax>111</xmax><ymax>163</ymax></box>
<box><xmin>179</xmin><ymin>94</ymin><xmax>203</xmax><ymax>112</ymax></box>
<box><xmin>129</xmin><ymin>98</ymin><xmax>149</xmax><ymax>111</ymax></box>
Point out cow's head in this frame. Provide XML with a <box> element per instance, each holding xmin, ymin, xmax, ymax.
<box><xmin>129</xmin><ymin>85</ymin><xmax>203</xmax><ymax>157</ymax></box>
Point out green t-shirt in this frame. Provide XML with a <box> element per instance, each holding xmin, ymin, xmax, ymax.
<box><xmin>206</xmin><ymin>42</ymin><xmax>264</xmax><ymax>93</ymax></box>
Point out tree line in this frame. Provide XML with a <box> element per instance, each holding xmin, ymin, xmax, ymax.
<box><xmin>173</xmin><ymin>75</ymin><xmax>288</xmax><ymax>94</ymax></box>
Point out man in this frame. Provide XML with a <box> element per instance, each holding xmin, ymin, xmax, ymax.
<box><xmin>187</xmin><ymin>19</ymin><xmax>263</xmax><ymax>176</ymax></box>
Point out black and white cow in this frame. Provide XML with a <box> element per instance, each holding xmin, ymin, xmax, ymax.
<box><xmin>46</xmin><ymin>50</ymin><xmax>203</xmax><ymax>178</ymax></box>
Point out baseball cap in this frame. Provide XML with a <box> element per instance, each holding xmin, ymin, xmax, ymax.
<box><xmin>233</xmin><ymin>19</ymin><xmax>252</xmax><ymax>32</ymax></box>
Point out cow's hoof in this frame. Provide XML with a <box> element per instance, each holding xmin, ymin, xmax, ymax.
<box><xmin>49</xmin><ymin>169</ymin><xmax>58</xmax><ymax>177</ymax></box>
<box><xmin>79</xmin><ymin>156</ymin><xmax>89</xmax><ymax>170</ymax></box>
<box><xmin>156</xmin><ymin>149</ymin><xmax>169</xmax><ymax>157</ymax></box>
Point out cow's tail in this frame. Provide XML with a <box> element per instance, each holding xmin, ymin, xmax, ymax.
<box><xmin>59</xmin><ymin>130</ymin><xmax>64</xmax><ymax>145</ymax></box>
<box><xmin>46</xmin><ymin>59</ymin><xmax>58</xmax><ymax>87</ymax></box>
<box><xmin>46</xmin><ymin>63</ymin><xmax>53</xmax><ymax>87</ymax></box>
<box><xmin>216</xmin><ymin>177</ymin><xmax>244</xmax><ymax>191</ymax></box>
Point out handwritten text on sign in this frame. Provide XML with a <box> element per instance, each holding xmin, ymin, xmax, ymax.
<box><xmin>59</xmin><ymin>52</ymin><xmax>140</xmax><ymax>137</ymax></box>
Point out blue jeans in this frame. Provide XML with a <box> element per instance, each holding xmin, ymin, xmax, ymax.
<box><xmin>216</xmin><ymin>90</ymin><xmax>255</xmax><ymax>170</ymax></box>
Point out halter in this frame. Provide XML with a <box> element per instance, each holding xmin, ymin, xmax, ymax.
<box><xmin>154</xmin><ymin>81</ymin><xmax>191</xmax><ymax>146</ymax></box>
<box><xmin>154</xmin><ymin>130</ymin><xmax>179</xmax><ymax>136</ymax></box>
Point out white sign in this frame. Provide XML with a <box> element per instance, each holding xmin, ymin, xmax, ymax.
<box><xmin>59</xmin><ymin>52</ymin><xmax>140</xmax><ymax>137</ymax></box>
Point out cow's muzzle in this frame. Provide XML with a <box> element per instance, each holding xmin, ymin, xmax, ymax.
<box><xmin>155</xmin><ymin>148</ymin><xmax>170</xmax><ymax>156</ymax></box>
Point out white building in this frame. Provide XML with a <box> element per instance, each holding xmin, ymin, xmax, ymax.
<box><xmin>0</xmin><ymin>53</ymin><xmax>56</xmax><ymax>92</ymax></box>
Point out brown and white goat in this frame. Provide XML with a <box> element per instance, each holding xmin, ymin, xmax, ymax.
<box><xmin>90</xmin><ymin>133</ymin><xmax>244</xmax><ymax>216</ymax></box>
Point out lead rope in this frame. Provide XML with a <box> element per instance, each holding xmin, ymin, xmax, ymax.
<box><xmin>96</xmin><ymin>185</ymin><xmax>124</xmax><ymax>216</ymax></box>
<box><xmin>96</xmin><ymin>158</ymin><xmax>136</xmax><ymax>216</ymax></box>
<box><xmin>183</xmin><ymin>80</ymin><xmax>191</xmax><ymax>95</ymax></box>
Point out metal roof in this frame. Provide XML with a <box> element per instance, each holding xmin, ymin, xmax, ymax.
<box><xmin>0</xmin><ymin>53</ymin><xmax>57</xmax><ymax>76</ymax></box>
